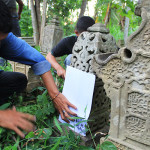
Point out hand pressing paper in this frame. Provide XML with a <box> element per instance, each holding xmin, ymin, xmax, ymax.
<box><xmin>59</xmin><ymin>66</ymin><xmax>95</xmax><ymax>136</ymax></box>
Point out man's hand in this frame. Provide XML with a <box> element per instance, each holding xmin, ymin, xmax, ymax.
<box><xmin>46</xmin><ymin>53</ymin><xmax>66</xmax><ymax>79</ymax></box>
<box><xmin>56</xmin><ymin>66</ymin><xmax>66</xmax><ymax>79</ymax></box>
<box><xmin>0</xmin><ymin>107</ymin><xmax>36</xmax><ymax>138</ymax></box>
<box><xmin>41</xmin><ymin>71</ymin><xmax>77</xmax><ymax>122</ymax></box>
<box><xmin>18</xmin><ymin>14</ymin><xmax>21</xmax><ymax>20</ymax></box>
<box><xmin>53</xmin><ymin>93</ymin><xmax>77</xmax><ymax>123</ymax></box>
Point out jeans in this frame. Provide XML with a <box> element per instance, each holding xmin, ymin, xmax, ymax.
<box><xmin>64</xmin><ymin>54</ymin><xmax>72</xmax><ymax>67</ymax></box>
<box><xmin>0</xmin><ymin>71</ymin><xmax>27</xmax><ymax>105</ymax></box>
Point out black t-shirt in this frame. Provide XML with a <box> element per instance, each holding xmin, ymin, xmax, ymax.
<box><xmin>51</xmin><ymin>35</ymin><xmax>77</xmax><ymax>57</ymax></box>
<box><xmin>2</xmin><ymin>0</ymin><xmax>18</xmax><ymax>16</ymax></box>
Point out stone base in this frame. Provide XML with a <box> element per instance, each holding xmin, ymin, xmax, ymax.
<box><xmin>100</xmin><ymin>137</ymin><xmax>144</xmax><ymax>150</ymax></box>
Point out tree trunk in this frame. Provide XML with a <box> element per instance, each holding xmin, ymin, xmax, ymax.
<box><xmin>30</xmin><ymin>0</ymin><xmax>39</xmax><ymax>45</ymax></box>
<box><xmin>35</xmin><ymin>0</ymin><xmax>41</xmax><ymax>34</ymax></box>
<box><xmin>104</xmin><ymin>2</ymin><xmax>112</xmax><ymax>25</ymax></box>
<box><xmin>27</xmin><ymin>0</ymin><xmax>29</xmax><ymax>8</ymax></box>
<box><xmin>40</xmin><ymin>0</ymin><xmax>47</xmax><ymax>46</ymax></box>
<box><xmin>93</xmin><ymin>0</ymin><xmax>98</xmax><ymax>21</ymax></box>
<box><xmin>93</xmin><ymin>11</ymin><xmax>98</xmax><ymax>23</ymax></box>
<box><xmin>79</xmin><ymin>0</ymin><xmax>88</xmax><ymax>18</ymax></box>
<box><xmin>119</xmin><ymin>15</ymin><xmax>125</xmax><ymax>30</ymax></box>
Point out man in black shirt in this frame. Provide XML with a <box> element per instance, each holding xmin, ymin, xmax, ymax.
<box><xmin>46</xmin><ymin>16</ymin><xmax>95</xmax><ymax>79</ymax></box>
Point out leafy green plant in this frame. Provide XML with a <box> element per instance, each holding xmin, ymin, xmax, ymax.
<box><xmin>0</xmin><ymin>54</ymin><xmax>117</xmax><ymax>149</ymax></box>
<box><xmin>0</xmin><ymin>85</ymin><xmax>117</xmax><ymax>150</ymax></box>
<box><xmin>34</xmin><ymin>45</ymin><xmax>41</xmax><ymax>52</ymax></box>
<box><xmin>50</xmin><ymin>55</ymin><xmax>67</xmax><ymax>92</ymax></box>
<box><xmin>95</xmin><ymin>0</ymin><xmax>141</xmax><ymax>43</ymax></box>
<box><xmin>47</xmin><ymin>0</ymin><xmax>82</xmax><ymax>36</ymax></box>
<box><xmin>100</xmin><ymin>141</ymin><xmax>117</xmax><ymax>150</ymax></box>
<box><xmin>19</xmin><ymin>5</ymin><xmax>33</xmax><ymax>37</ymax></box>
<box><xmin>0</xmin><ymin>61</ymin><xmax>13</xmax><ymax>72</ymax></box>
<box><xmin>0</xmin><ymin>103</ymin><xmax>11</xmax><ymax>110</ymax></box>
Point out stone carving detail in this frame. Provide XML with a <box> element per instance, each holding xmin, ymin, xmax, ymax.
<box><xmin>70</xmin><ymin>23</ymin><xmax>118</xmax><ymax>135</ymax></box>
<box><xmin>127</xmin><ymin>92</ymin><xmax>149</xmax><ymax>117</ymax></box>
<box><xmin>126</xmin><ymin>92</ymin><xmax>150</xmax><ymax>146</ymax></box>
<box><xmin>71</xmin><ymin>23</ymin><xmax>118</xmax><ymax>74</ymax></box>
<box><xmin>93</xmin><ymin>1</ymin><xmax>150</xmax><ymax>149</ymax></box>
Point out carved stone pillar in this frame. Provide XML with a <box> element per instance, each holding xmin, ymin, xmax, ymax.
<box><xmin>41</xmin><ymin>16</ymin><xmax>63</xmax><ymax>55</ymax></box>
<box><xmin>70</xmin><ymin>23</ymin><xmax>118</xmax><ymax>143</ymax></box>
<box><xmin>93</xmin><ymin>1</ymin><xmax>150</xmax><ymax>149</ymax></box>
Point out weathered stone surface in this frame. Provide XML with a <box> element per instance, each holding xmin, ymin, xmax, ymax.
<box><xmin>9</xmin><ymin>62</ymin><xmax>41</xmax><ymax>92</ymax></box>
<box><xmin>41</xmin><ymin>16</ymin><xmax>63</xmax><ymax>55</ymax></box>
<box><xmin>135</xmin><ymin>0</ymin><xmax>150</xmax><ymax>16</ymax></box>
<box><xmin>9</xmin><ymin>61</ymin><xmax>30</xmax><ymax>76</ymax></box>
<box><xmin>70</xmin><ymin>23</ymin><xmax>118</xmax><ymax>139</ymax></box>
<box><xmin>101</xmin><ymin>137</ymin><xmax>143</xmax><ymax>150</ymax></box>
<box><xmin>71</xmin><ymin>23</ymin><xmax>118</xmax><ymax>73</ymax></box>
<box><xmin>88</xmin><ymin>23</ymin><xmax>110</xmax><ymax>33</ymax></box>
<box><xmin>26</xmin><ymin>68</ymin><xmax>41</xmax><ymax>92</ymax></box>
<box><xmin>93</xmin><ymin>1</ymin><xmax>150</xmax><ymax>149</ymax></box>
<box><xmin>19</xmin><ymin>37</ymin><xmax>35</xmax><ymax>47</ymax></box>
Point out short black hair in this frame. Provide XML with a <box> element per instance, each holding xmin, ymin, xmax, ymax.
<box><xmin>76</xmin><ymin>16</ymin><xmax>95</xmax><ymax>33</ymax></box>
<box><xmin>0</xmin><ymin>1</ymin><xmax>12</xmax><ymax>33</ymax></box>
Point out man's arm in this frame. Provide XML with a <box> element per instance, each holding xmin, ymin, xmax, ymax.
<box><xmin>46</xmin><ymin>52</ymin><xmax>66</xmax><ymax>79</ymax></box>
<box><xmin>16</xmin><ymin>0</ymin><xmax>23</xmax><ymax>20</ymax></box>
<box><xmin>46</xmin><ymin>36</ymin><xmax>76</xmax><ymax>78</ymax></box>
<box><xmin>1</xmin><ymin>33</ymin><xmax>77</xmax><ymax>122</ymax></box>
<box><xmin>41</xmin><ymin>71</ymin><xmax>77</xmax><ymax>122</ymax></box>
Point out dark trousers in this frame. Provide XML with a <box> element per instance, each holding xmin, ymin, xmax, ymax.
<box><xmin>0</xmin><ymin>71</ymin><xmax>27</xmax><ymax>105</ymax></box>
<box><xmin>12</xmin><ymin>17</ymin><xmax>21</xmax><ymax>37</ymax></box>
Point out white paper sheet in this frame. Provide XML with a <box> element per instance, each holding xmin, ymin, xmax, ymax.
<box><xmin>59</xmin><ymin>66</ymin><xmax>95</xmax><ymax>136</ymax></box>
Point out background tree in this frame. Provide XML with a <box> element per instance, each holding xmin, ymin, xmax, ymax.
<box><xmin>46</xmin><ymin>0</ymin><xmax>82</xmax><ymax>36</ymax></box>
<box><xmin>79</xmin><ymin>0</ymin><xmax>88</xmax><ymax>18</ymax></box>
<box><xmin>124</xmin><ymin>6</ymin><xmax>130</xmax><ymax>44</ymax></box>
<box><xmin>19</xmin><ymin>5</ymin><xmax>33</xmax><ymax>37</ymax></box>
<box><xmin>30</xmin><ymin>0</ymin><xmax>39</xmax><ymax>45</ymax></box>
<box><xmin>94</xmin><ymin>0</ymin><xmax>141</xmax><ymax>41</ymax></box>
<box><xmin>40</xmin><ymin>0</ymin><xmax>47</xmax><ymax>45</ymax></box>
<box><xmin>35</xmin><ymin>0</ymin><xmax>41</xmax><ymax>35</ymax></box>
<box><xmin>20</xmin><ymin>0</ymin><xmax>141</xmax><ymax>44</ymax></box>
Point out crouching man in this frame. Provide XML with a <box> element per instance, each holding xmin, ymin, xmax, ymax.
<box><xmin>0</xmin><ymin>1</ymin><xmax>77</xmax><ymax>138</ymax></box>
